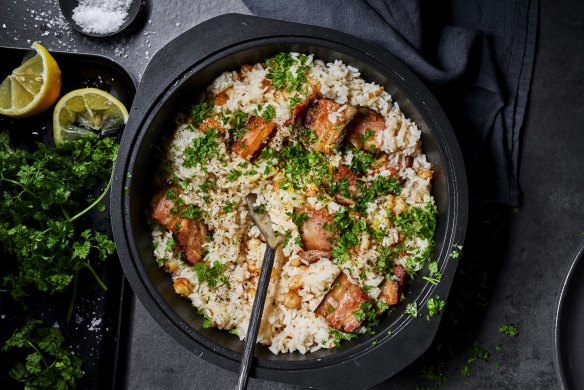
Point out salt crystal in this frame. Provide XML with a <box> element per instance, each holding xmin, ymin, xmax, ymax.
<box><xmin>72</xmin><ymin>0</ymin><xmax>131</xmax><ymax>35</ymax></box>
<box><xmin>88</xmin><ymin>317</ymin><xmax>102</xmax><ymax>331</ymax></box>
<box><xmin>175</xmin><ymin>22</ymin><xmax>181</xmax><ymax>27</ymax></box>
<box><xmin>2</xmin><ymin>24</ymin><xmax>5</xmax><ymax>28</ymax></box>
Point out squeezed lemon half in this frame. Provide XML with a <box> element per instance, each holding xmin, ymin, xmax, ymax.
<box><xmin>52</xmin><ymin>88</ymin><xmax>128</xmax><ymax>146</ymax></box>
<box><xmin>0</xmin><ymin>42</ymin><xmax>62</xmax><ymax>118</ymax></box>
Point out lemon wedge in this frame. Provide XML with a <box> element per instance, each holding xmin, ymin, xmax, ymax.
<box><xmin>0</xmin><ymin>42</ymin><xmax>62</xmax><ymax>118</ymax></box>
<box><xmin>52</xmin><ymin>88</ymin><xmax>128</xmax><ymax>146</ymax></box>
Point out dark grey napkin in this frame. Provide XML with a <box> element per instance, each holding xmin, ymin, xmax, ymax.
<box><xmin>242</xmin><ymin>0</ymin><xmax>538</xmax><ymax>206</ymax></box>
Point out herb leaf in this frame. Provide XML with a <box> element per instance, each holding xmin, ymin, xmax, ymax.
<box><xmin>2</xmin><ymin>320</ymin><xmax>83</xmax><ymax>389</ymax></box>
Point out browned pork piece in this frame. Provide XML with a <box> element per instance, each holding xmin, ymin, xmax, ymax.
<box><xmin>299</xmin><ymin>207</ymin><xmax>335</xmax><ymax>252</ymax></box>
<box><xmin>231</xmin><ymin>116</ymin><xmax>277</xmax><ymax>160</ymax></box>
<box><xmin>175</xmin><ymin>218</ymin><xmax>208</xmax><ymax>265</ymax></box>
<box><xmin>151</xmin><ymin>189</ymin><xmax>182</xmax><ymax>230</ymax></box>
<box><xmin>316</xmin><ymin>273</ymin><xmax>370</xmax><ymax>332</ymax></box>
<box><xmin>330</xmin><ymin>165</ymin><xmax>360</xmax><ymax>206</ymax></box>
<box><xmin>347</xmin><ymin>107</ymin><xmax>386</xmax><ymax>152</ymax></box>
<box><xmin>302</xmin><ymin>98</ymin><xmax>357</xmax><ymax>154</ymax></box>
<box><xmin>151</xmin><ymin>187</ymin><xmax>208</xmax><ymax>265</ymax></box>
<box><xmin>292</xmin><ymin>85</ymin><xmax>318</xmax><ymax>123</ymax></box>
<box><xmin>378</xmin><ymin>265</ymin><xmax>407</xmax><ymax>306</ymax></box>
<box><xmin>299</xmin><ymin>249</ymin><xmax>332</xmax><ymax>263</ymax></box>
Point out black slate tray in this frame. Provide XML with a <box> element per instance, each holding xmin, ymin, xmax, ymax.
<box><xmin>0</xmin><ymin>46</ymin><xmax>135</xmax><ymax>390</ymax></box>
<box><xmin>555</xmin><ymin>240</ymin><xmax>584</xmax><ymax>390</ymax></box>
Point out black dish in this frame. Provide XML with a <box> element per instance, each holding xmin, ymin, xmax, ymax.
<box><xmin>0</xmin><ymin>46</ymin><xmax>135</xmax><ymax>390</ymax></box>
<box><xmin>554</xmin><ymin>240</ymin><xmax>584</xmax><ymax>390</ymax></box>
<box><xmin>58</xmin><ymin>0</ymin><xmax>141</xmax><ymax>38</ymax></box>
<box><xmin>110</xmin><ymin>14</ymin><xmax>468</xmax><ymax>389</ymax></box>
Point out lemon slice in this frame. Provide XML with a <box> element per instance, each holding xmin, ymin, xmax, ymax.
<box><xmin>0</xmin><ymin>42</ymin><xmax>62</xmax><ymax>118</ymax></box>
<box><xmin>53</xmin><ymin>88</ymin><xmax>129</xmax><ymax>146</ymax></box>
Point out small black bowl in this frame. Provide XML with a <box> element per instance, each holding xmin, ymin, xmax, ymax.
<box><xmin>58</xmin><ymin>0</ymin><xmax>141</xmax><ymax>37</ymax></box>
<box><xmin>111</xmin><ymin>14</ymin><xmax>468</xmax><ymax>389</ymax></box>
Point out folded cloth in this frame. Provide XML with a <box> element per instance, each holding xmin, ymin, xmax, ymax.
<box><xmin>242</xmin><ymin>0</ymin><xmax>538</xmax><ymax>206</ymax></box>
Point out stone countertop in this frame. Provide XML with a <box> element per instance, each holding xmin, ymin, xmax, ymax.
<box><xmin>1</xmin><ymin>0</ymin><xmax>583</xmax><ymax>388</ymax></box>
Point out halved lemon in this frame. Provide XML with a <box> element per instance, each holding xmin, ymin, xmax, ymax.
<box><xmin>53</xmin><ymin>88</ymin><xmax>129</xmax><ymax>146</ymax></box>
<box><xmin>0</xmin><ymin>42</ymin><xmax>62</xmax><ymax>118</ymax></box>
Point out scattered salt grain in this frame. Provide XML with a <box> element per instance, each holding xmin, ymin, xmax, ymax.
<box><xmin>72</xmin><ymin>0</ymin><xmax>132</xmax><ymax>35</ymax></box>
<box><xmin>2</xmin><ymin>24</ymin><xmax>6</xmax><ymax>28</ymax></box>
<box><xmin>88</xmin><ymin>317</ymin><xmax>102</xmax><ymax>331</ymax></box>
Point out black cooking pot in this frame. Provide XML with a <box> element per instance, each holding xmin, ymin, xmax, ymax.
<box><xmin>111</xmin><ymin>14</ymin><xmax>468</xmax><ymax>389</ymax></box>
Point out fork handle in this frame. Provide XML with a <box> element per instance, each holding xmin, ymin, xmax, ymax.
<box><xmin>236</xmin><ymin>245</ymin><xmax>276</xmax><ymax>390</ymax></box>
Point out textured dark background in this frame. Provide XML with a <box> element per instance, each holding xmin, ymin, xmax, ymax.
<box><xmin>0</xmin><ymin>0</ymin><xmax>583</xmax><ymax>388</ymax></box>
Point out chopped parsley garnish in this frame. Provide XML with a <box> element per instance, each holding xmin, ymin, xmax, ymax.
<box><xmin>279</xmin><ymin>142</ymin><xmax>328</xmax><ymax>189</ymax></box>
<box><xmin>354</xmin><ymin>301</ymin><xmax>381</xmax><ymax>331</ymax></box>
<box><xmin>450</xmin><ymin>243</ymin><xmax>463</xmax><ymax>259</ymax></box>
<box><xmin>262</xmin><ymin>104</ymin><xmax>276</xmax><ymax>122</ymax></box>
<box><xmin>361</xmin><ymin>128</ymin><xmax>376</xmax><ymax>144</ymax></box>
<box><xmin>223</xmin><ymin>200</ymin><xmax>238</xmax><ymax>213</ymax></box>
<box><xmin>253</xmin><ymin>204</ymin><xmax>267</xmax><ymax>214</ymax></box>
<box><xmin>405</xmin><ymin>302</ymin><xmax>418</xmax><ymax>318</ymax></box>
<box><xmin>376</xmin><ymin>245</ymin><xmax>393</xmax><ymax>273</ymax></box>
<box><xmin>229</xmin><ymin>110</ymin><xmax>249</xmax><ymax>139</ymax></box>
<box><xmin>183</xmin><ymin>129</ymin><xmax>221</xmax><ymax>168</ymax></box>
<box><xmin>329</xmin><ymin>178</ymin><xmax>351</xmax><ymax>198</ymax></box>
<box><xmin>330</xmin><ymin>210</ymin><xmax>367</xmax><ymax>263</ymax></box>
<box><xmin>190</xmin><ymin>100</ymin><xmax>215</xmax><ymax>125</ymax></box>
<box><xmin>329</xmin><ymin>327</ymin><xmax>358</xmax><ymax>347</ymax></box>
<box><xmin>287</xmin><ymin>211</ymin><xmax>309</xmax><ymax>228</ymax></box>
<box><xmin>300</xmin><ymin>128</ymin><xmax>318</xmax><ymax>145</ymax></box>
<box><xmin>460</xmin><ymin>341</ymin><xmax>489</xmax><ymax>382</ymax></box>
<box><xmin>198</xmin><ymin>310</ymin><xmax>213</xmax><ymax>329</ymax></box>
<box><xmin>2</xmin><ymin>320</ymin><xmax>83</xmax><ymax>389</ymax></box>
<box><xmin>394</xmin><ymin>202</ymin><xmax>437</xmax><ymax>240</ymax></box>
<box><xmin>356</xmin><ymin>175</ymin><xmax>402</xmax><ymax>211</ymax></box>
<box><xmin>425</xmin><ymin>296</ymin><xmax>446</xmax><ymax>320</ymax></box>
<box><xmin>226</xmin><ymin>169</ymin><xmax>242</xmax><ymax>182</ymax></box>
<box><xmin>289</xmin><ymin>97</ymin><xmax>303</xmax><ymax>109</ymax></box>
<box><xmin>194</xmin><ymin>262</ymin><xmax>230</xmax><ymax>288</ymax></box>
<box><xmin>349</xmin><ymin>149</ymin><xmax>376</xmax><ymax>174</ymax></box>
<box><xmin>265</xmin><ymin>53</ymin><xmax>310</xmax><ymax>93</ymax></box>
<box><xmin>165</xmin><ymin>236</ymin><xmax>176</xmax><ymax>252</ymax></box>
<box><xmin>418</xmin><ymin>364</ymin><xmax>448</xmax><ymax>389</ymax></box>
<box><xmin>422</xmin><ymin>261</ymin><xmax>442</xmax><ymax>285</ymax></box>
<box><xmin>498</xmin><ymin>324</ymin><xmax>519</xmax><ymax>337</ymax></box>
<box><xmin>200</xmin><ymin>178</ymin><xmax>216</xmax><ymax>193</ymax></box>
<box><xmin>179</xmin><ymin>205</ymin><xmax>204</xmax><ymax>219</ymax></box>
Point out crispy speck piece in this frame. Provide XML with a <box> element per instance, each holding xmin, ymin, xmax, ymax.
<box><xmin>303</xmin><ymin>98</ymin><xmax>357</xmax><ymax>154</ymax></box>
<box><xmin>347</xmin><ymin>107</ymin><xmax>386</xmax><ymax>152</ymax></box>
<box><xmin>299</xmin><ymin>207</ymin><xmax>335</xmax><ymax>252</ymax></box>
<box><xmin>231</xmin><ymin>116</ymin><xmax>277</xmax><ymax>160</ymax></box>
<box><xmin>316</xmin><ymin>273</ymin><xmax>369</xmax><ymax>332</ymax></box>
<box><xmin>151</xmin><ymin>187</ymin><xmax>207</xmax><ymax>265</ymax></box>
<box><xmin>379</xmin><ymin>265</ymin><xmax>407</xmax><ymax>306</ymax></box>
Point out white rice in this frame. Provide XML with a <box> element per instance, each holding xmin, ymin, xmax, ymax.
<box><xmin>151</xmin><ymin>53</ymin><xmax>435</xmax><ymax>354</ymax></box>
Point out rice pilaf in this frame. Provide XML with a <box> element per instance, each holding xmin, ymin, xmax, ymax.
<box><xmin>150</xmin><ymin>53</ymin><xmax>437</xmax><ymax>354</ymax></box>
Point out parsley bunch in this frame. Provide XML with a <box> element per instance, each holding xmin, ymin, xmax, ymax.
<box><xmin>0</xmin><ymin>132</ymin><xmax>118</xmax><ymax>302</ymax></box>
<box><xmin>2</xmin><ymin>320</ymin><xmax>83</xmax><ymax>389</ymax></box>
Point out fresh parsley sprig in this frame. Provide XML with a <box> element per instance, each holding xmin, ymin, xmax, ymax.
<box><xmin>2</xmin><ymin>320</ymin><xmax>83</xmax><ymax>389</ymax></box>
<box><xmin>0</xmin><ymin>132</ymin><xmax>118</xmax><ymax>305</ymax></box>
